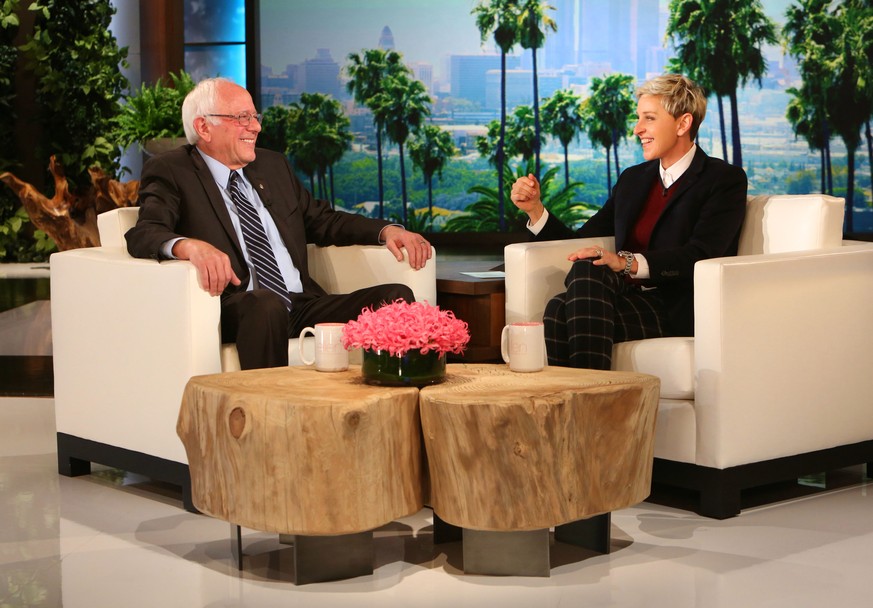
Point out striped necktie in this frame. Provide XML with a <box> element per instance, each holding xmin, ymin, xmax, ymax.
<box><xmin>228</xmin><ymin>171</ymin><xmax>293</xmax><ymax>310</ymax></box>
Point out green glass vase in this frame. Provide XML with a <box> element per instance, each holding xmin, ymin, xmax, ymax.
<box><xmin>361</xmin><ymin>349</ymin><xmax>447</xmax><ymax>387</ymax></box>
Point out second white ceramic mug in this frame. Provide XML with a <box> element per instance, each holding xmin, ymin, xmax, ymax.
<box><xmin>500</xmin><ymin>321</ymin><xmax>546</xmax><ymax>372</ymax></box>
<box><xmin>298</xmin><ymin>322</ymin><xmax>349</xmax><ymax>371</ymax></box>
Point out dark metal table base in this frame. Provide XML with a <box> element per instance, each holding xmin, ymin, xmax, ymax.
<box><xmin>434</xmin><ymin>513</ymin><xmax>612</xmax><ymax>576</ymax></box>
<box><xmin>232</xmin><ymin>525</ymin><xmax>374</xmax><ymax>584</ymax></box>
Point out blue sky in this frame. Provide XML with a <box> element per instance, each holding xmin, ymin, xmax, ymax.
<box><xmin>259</xmin><ymin>1</ymin><xmax>795</xmax><ymax>81</ymax></box>
<box><xmin>260</xmin><ymin>0</ymin><xmax>485</xmax><ymax>79</ymax></box>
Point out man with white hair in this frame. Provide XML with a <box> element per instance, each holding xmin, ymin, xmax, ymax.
<box><xmin>127</xmin><ymin>77</ymin><xmax>431</xmax><ymax>369</ymax></box>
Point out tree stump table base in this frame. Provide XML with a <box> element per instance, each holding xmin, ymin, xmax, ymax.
<box><xmin>232</xmin><ymin>525</ymin><xmax>375</xmax><ymax>584</ymax></box>
<box><xmin>423</xmin><ymin>364</ymin><xmax>660</xmax><ymax>577</ymax></box>
<box><xmin>464</xmin><ymin>528</ymin><xmax>550</xmax><ymax>577</ymax></box>
<box><xmin>178</xmin><ymin>367</ymin><xmax>423</xmax><ymax>584</ymax></box>
<box><xmin>434</xmin><ymin>513</ymin><xmax>611</xmax><ymax>577</ymax></box>
<box><xmin>179</xmin><ymin>364</ymin><xmax>658</xmax><ymax>581</ymax></box>
<box><xmin>293</xmin><ymin>532</ymin><xmax>374</xmax><ymax>585</ymax></box>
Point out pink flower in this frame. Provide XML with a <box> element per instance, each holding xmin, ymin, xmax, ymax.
<box><xmin>342</xmin><ymin>300</ymin><xmax>470</xmax><ymax>356</ymax></box>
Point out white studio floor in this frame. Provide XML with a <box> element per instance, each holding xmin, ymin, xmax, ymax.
<box><xmin>2</xmin><ymin>396</ymin><xmax>872</xmax><ymax>608</ymax></box>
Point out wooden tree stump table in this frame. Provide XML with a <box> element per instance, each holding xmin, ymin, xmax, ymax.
<box><xmin>420</xmin><ymin>364</ymin><xmax>660</xmax><ymax>576</ymax></box>
<box><xmin>176</xmin><ymin>366</ymin><xmax>423</xmax><ymax>584</ymax></box>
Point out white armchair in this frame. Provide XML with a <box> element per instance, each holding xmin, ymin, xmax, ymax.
<box><xmin>505</xmin><ymin>195</ymin><xmax>873</xmax><ymax>518</ymax></box>
<box><xmin>51</xmin><ymin>207</ymin><xmax>437</xmax><ymax>510</ymax></box>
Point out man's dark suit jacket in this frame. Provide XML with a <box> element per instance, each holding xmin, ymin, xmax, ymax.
<box><xmin>126</xmin><ymin>145</ymin><xmax>391</xmax><ymax>300</ymax></box>
<box><xmin>534</xmin><ymin>147</ymin><xmax>747</xmax><ymax>336</ymax></box>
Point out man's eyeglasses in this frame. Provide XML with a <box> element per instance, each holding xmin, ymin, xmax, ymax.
<box><xmin>205</xmin><ymin>112</ymin><xmax>263</xmax><ymax>127</ymax></box>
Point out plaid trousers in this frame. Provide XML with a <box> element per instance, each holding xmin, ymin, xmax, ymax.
<box><xmin>544</xmin><ymin>260</ymin><xmax>669</xmax><ymax>370</ymax></box>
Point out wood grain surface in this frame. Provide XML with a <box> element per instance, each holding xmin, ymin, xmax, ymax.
<box><xmin>420</xmin><ymin>364</ymin><xmax>660</xmax><ymax>531</ymax></box>
<box><xmin>177</xmin><ymin>366</ymin><xmax>423</xmax><ymax>535</ymax></box>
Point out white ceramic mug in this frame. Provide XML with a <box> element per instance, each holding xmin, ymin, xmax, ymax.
<box><xmin>298</xmin><ymin>323</ymin><xmax>349</xmax><ymax>372</ymax></box>
<box><xmin>500</xmin><ymin>322</ymin><xmax>546</xmax><ymax>372</ymax></box>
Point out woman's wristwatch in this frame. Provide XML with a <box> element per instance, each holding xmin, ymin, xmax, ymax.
<box><xmin>617</xmin><ymin>250</ymin><xmax>635</xmax><ymax>276</ymax></box>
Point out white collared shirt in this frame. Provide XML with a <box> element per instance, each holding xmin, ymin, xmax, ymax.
<box><xmin>660</xmin><ymin>143</ymin><xmax>697</xmax><ymax>190</ymax></box>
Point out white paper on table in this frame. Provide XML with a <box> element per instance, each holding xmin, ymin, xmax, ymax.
<box><xmin>460</xmin><ymin>271</ymin><xmax>506</xmax><ymax>279</ymax></box>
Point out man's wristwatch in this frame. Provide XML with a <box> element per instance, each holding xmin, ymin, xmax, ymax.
<box><xmin>617</xmin><ymin>250</ymin><xmax>635</xmax><ymax>276</ymax></box>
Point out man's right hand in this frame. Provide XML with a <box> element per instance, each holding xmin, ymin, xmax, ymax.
<box><xmin>510</xmin><ymin>174</ymin><xmax>545</xmax><ymax>224</ymax></box>
<box><xmin>172</xmin><ymin>238</ymin><xmax>241</xmax><ymax>296</ymax></box>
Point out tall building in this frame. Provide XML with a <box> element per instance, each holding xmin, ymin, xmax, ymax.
<box><xmin>449</xmin><ymin>54</ymin><xmax>522</xmax><ymax>109</ymax></box>
<box><xmin>578</xmin><ymin>0</ymin><xmax>662</xmax><ymax>81</ymax></box>
<box><xmin>486</xmin><ymin>69</ymin><xmax>530</xmax><ymax>109</ymax></box>
<box><xmin>543</xmin><ymin>0</ymin><xmax>578</xmax><ymax>70</ymax></box>
<box><xmin>302</xmin><ymin>48</ymin><xmax>341</xmax><ymax>99</ymax></box>
<box><xmin>378</xmin><ymin>25</ymin><xmax>395</xmax><ymax>51</ymax></box>
<box><xmin>411</xmin><ymin>62</ymin><xmax>434</xmax><ymax>94</ymax></box>
<box><xmin>633</xmin><ymin>0</ymin><xmax>662</xmax><ymax>79</ymax></box>
<box><xmin>485</xmin><ymin>69</ymin><xmax>567</xmax><ymax>111</ymax></box>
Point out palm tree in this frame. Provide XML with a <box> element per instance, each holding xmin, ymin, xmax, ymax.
<box><xmin>541</xmin><ymin>89</ymin><xmax>584</xmax><ymax>188</ymax></box>
<box><xmin>783</xmin><ymin>0</ymin><xmax>838</xmax><ymax>195</ymax></box>
<box><xmin>667</xmin><ymin>0</ymin><xmax>777</xmax><ymax>168</ymax></box>
<box><xmin>516</xmin><ymin>0</ymin><xmax>557</xmax><ymax>178</ymax></box>
<box><xmin>371</xmin><ymin>73</ymin><xmax>431</xmax><ymax>226</ymax></box>
<box><xmin>476</xmin><ymin>105</ymin><xmax>545</xmax><ymax>166</ymax></box>
<box><xmin>475</xmin><ymin>119</ymin><xmax>504</xmax><ymax>166</ymax></box>
<box><xmin>786</xmin><ymin>86</ymin><xmax>831</xmax><ymax>195</ymax></box>
<box><xmin>472</xmin><ymin>0</ymin><xmax>520</xmax><ymax>232</ymax></box>
<box><xmin>346</xmin><ymin>48</ymin><xmax>408</xmax><ymax>218</ymax></box>
<box><xmin>287</xmin><ymin>93</ymin><xmax>352</xmax><ymax>207</ymax></box>
<box><xmin>828</xmin><ymin>0</ymin><xmax>873</xmax><ymax>232</ymax></box>
<box><xmin>843</xmin><ymin>0</ymin><xmax>873</xmax><ymax>217</ymax></box>
<box><xmin>258</xmin><ymin>105</ymin><xmax>292</xmax><ymax>156</ymax></box>
<box><xmin>323</xmin><ymin>120</ymin><xmax>353</xmax><ymax>209</ymax></box>
<box><xmin>285</xmin><ymin>104</ymin><xmax>319</xmax><ymax>195</ymax></box>
<box><xmin>587</xmin><ymin>74</ymin><xmax>636</xmax><ymax>180</ymax></box>
<box><xmin>581</xmin><ymin>98</ymin><xmax>615</xmax><ymax>194</ymax></box>
<box><xmin>408</xmin><ymin>124</ymin><xmax>458</xmax><ymax>224</ymax></box>
<box><xmin>505</xmin><ymin>104</ymin><xmax>544</xmax><ymax>163</ymax></box>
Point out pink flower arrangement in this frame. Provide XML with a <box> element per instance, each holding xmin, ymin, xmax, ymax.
<box><xmin>342</xmin><ymin>300</ymin><xmax>470</xmax><ymax>357</ymax></box>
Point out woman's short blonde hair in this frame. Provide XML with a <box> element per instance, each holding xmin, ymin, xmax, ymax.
<box><xmin>637</xmin><ymin>74</ymin><xmax>707</xmax><ymax>140</ymax></box>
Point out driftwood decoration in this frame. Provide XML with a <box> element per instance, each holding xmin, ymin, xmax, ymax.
<box><xmin>0</xmin><ymin>155</ymin><xmax>139</xmax><ymax>250</ymax></box>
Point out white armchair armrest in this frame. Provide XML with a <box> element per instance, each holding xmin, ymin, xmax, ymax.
<box><xmin>308</xmin><ymin>244</ymin><xmax>437</xmax><ymax>305</ymax></box>
<box><xmin>51</xmin><ymin>248</ymin><xmax>218</xmax><ymax>463</ymax></box>
<box><xmin>693</xmin><ymin>243</ymin><xmax>873</xmax><ymax>468</ymax></box>
<box><xmin>504</xmin><ymin>236</ymin><xmax>615</xmax><ymax>324</ymax></box>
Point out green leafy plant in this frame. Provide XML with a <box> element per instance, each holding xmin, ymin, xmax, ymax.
<box><xmin>0</xmin><ymin>0</ymin><xmax>52</xmax><ymax>262</ymax></box>
<box><xmin>0</xmin><ymin>207</ymin><xmax>56</xmax><ymax>262</ymax></box>
<box><xmin>444</xmin><ymin>159</ymin><xmax>593</xmax><ymax>233</ymax></box>
<box><xmin>113</xmin><ymin>70</ymin><xmax>195</xmax><ymax>151</ymax></box>
<box><xmin>17</xmin><ymin>0</ymin><xmax>129</xmax><ymax>190</ymax></box>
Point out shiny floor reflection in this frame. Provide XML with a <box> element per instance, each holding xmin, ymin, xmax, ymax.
<box><xmin>2</xmin><ymin>397</ymin><xmax>871</xmax><ymax>608</ymax></box>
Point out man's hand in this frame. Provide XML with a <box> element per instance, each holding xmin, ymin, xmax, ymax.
<box><xmin>381</xmin><ymin>225</ymin><xmax>432</xmax><ymax>270</ymax></box>
<box><xmin>510</xmin><ymin>174</ymin><xmax>545</xmax><ymax>224</ymax></box>
<box><xmin>172</xmin><ymin>238</ymin><xmax>241</xmax><ymax>296</ymax></box>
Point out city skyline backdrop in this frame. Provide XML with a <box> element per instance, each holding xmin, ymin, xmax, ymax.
<box><xmin>259</xmin><ymin>0</ymin><xmax>795</xmax><ymax>89</ymax></box>
<box><xmin>254</xmin><ymin>0</ymin><xmax>871</xmax><ymax>232</ymax></box>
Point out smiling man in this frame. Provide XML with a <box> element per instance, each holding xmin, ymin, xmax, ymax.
<box><xmin>510</xmin><ymin>74</ymin><xmax>747</xmax><ymax>370</ymax></box>
<box><xmin>126</xmin><ymin>77</ymin><xmax>432</xmax><ymax>369</ymax></box>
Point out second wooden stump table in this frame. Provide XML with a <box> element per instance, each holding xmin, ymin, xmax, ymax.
<box><xmin>420</xmin><ymin>364</ymin><xmax>660</xmax><ymax>576</ymax></box>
